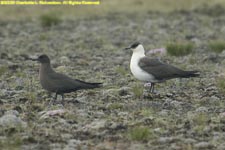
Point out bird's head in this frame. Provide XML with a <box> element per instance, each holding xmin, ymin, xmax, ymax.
<box><xmin>32</xmin><ymin>54</ymin><xmax>50</xmax><ymax>64</ymax></box>
<box><xmin>125</xmin><ymin>42</ymin><xmax>145</xmax><ymax>54</ymax></box>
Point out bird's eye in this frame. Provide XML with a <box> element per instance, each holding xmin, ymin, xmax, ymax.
<box><xmin>39</xmin><ymin>55</ymin><xmax>44</xmax><ymax>59</ymax></box>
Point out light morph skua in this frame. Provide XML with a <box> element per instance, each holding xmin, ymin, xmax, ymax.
<box><xmin>125</xmin><ymin>42</ymin><xmax>199</xmax><ymax>93</ymax></box>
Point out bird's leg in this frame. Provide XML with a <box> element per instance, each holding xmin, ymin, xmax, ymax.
<box><xmin>48</xmin><ymin>93</ymin><xmax>57</xmax><ymax>106</ymax></box>
<box><xmin>151</xmin><ymin>83</ymin><xmax>155</xmax><ymax>93</ymax></box>
<box><xmin>61</xmin><ymin>94</ymin><xmax>65</xmax><ymax>106</ymax></box>
<box><xmin>61</xmin><ymin>94</ymin><xmax>64</xmax><ymax>101</ymax></box>
<box><xmin>54</xmin><ymin>93</ymin><xmax>58</xmax><ymax>100</ymax></box>
<box><xmin>47</xmin><ymin>92</ymin><xmax>52</xmax><ymax>98</ymax></box>
<box><xmin>51</xmin><ymin>93</ymin><xmax>57</xmax><ymax>105</ymax></box>
<box><xmin>144</xmin><ymin>82</ymin><xmax>152</xmax><ymax>92</ymax></box>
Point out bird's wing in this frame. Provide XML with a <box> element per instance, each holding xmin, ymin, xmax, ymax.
<box><xmin>47</xmin><ymin>72</ymin><xmax>101</xmax><ymax>93</ymax></box>
<box><xmin>47</xmin><ymin>72</ymin><xmax>82</xmax><ymax>92</ymax></box>
<box><xmin>138</xmin><ymin>57</ymin><xmax>185</xmax><ymax>80</ymax></box>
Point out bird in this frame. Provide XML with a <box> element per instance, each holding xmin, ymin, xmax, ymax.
<box><xmin>125</xmin><ymin>42</ymin><xmax>200</xmax><ymax>93</ymax></box>
<box><xmin>31</xmin><ymin>54</ymin><xmax>102</xmax><ymax>103</ymax></box>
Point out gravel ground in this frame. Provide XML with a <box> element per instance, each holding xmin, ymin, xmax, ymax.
<box><xmin>1</xmin><ymin>6</ymin><xmax>225</xmax><ymax>150</ymax></box>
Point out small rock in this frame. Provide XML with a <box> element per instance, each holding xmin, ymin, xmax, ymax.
<box><xmin>218</xmin><ymin>143</ymin><xmax>225</xmax><ymax>150</ymax></box>
<box><xmin>194</xmin><ymin>142</ymin><xmax>213</xmax><ymax>149</ymax></box>
<box><xmin>5</xmin><ymin>110</ymin><xmax>19</xmax><ymax>116</ymax></box>
<box><xmin>0</xmin><ymin>112</ymin><xmax>27</xmax><ymax>129</ymax></box>
<box><xmin>158</xmin><ymin>137</ymin><xmax>174</xmax><ymax>144</ymax></box>
<box><xmin>84</xmin><ymin>119</ymin><xmax>106</xmax><ymax>130</ymax></box>
<box><xmin>64</xmin><ymin>139</ymin><xmax>82</xmax><ymax>150</ymax></box>
<box><xmin>159</xmin><ymin>110</ymin><xmax>169</xmax><ymax>116</ymax></box>
<box><xmin>195</xmin><ymin>107</ymin><xmax>208</xmax><ymax>112</ymax></box>
<box><xmin>183</xmin><ymin>138</ymin><xmax>197</xmax><ymax>144</ymax></box>
<box><xmin>39</xmin><ymin>109</ymin><xmax>67</xmax><ymax>119</ymax></box>
<box><xmin>59</xmin><ymin>56</ymin><xmax>71</xmax><ymax>64</ymax></box>
<box><xmin>118</xmin><ymin>87</ymin><xmax>131</xmax><ymax>96</ymax></box>
<box><xmin>170</xmin><ymin>100</ymin><xmax>182</xmax><ymax>108</ymax></box>
<box><xmin>220</xmin><ymin>112</ymin><xmax>225</xmax><ymax>117</ymax></box>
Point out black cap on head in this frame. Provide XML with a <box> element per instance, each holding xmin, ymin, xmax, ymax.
<box><xmin>37</xmin><ymin>54</ymin><xmax>50</xmax><ymax>63</ymax></box>
<box><xmin>125</xmin><ymin>42</ymin><xmax>141</xmax><ymax>50</ymax></box>
<box><xmin>130</xmin><ymin>42</ymin><xmax>141</xmax><ymax>49</ymax></box>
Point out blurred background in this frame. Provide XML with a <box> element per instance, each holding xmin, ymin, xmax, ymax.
<box><xmin>0</xmin><ymin>0</ymin><xmax>225</xmax><ymax>20</ymax></box>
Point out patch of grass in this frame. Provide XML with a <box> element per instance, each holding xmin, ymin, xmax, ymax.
<box><xmin>39</xmin><ymin>33</ymin><xmax>49</xmax><ymax>41</ymax></box>
<box><xmin>40</xmin><ymin>13</ymin><xmax>61</xmax><ymax>28</ymax></box>
<box><xmin>188</xmin><ymin>113</ymin><xmax>209</xmax><ymax>134</ymax></box>
<box><xmin>115</xmin><ymin>66</ymin><xmax>128</xmax><ymax>76</ymax></box>
<box><xmin>0</xmin><ymin>66</ymin><xmax>7</xmax><ymax>76</ymax></box>
<box><xmin>107</xmin><ymin>103</ymin><xmax>123</xmax><ymax>110</ymax></box>
<box><xmin>140</xmin><ymin>108</ymin><xmax>155</xmax><ymax>117</ymax></box>
<box><xmin>208</xmin><ymin>40</ymin><xmax>225</xmax><ymax>53</ymax></box>
<box><xmin>190</xmin><ymin>113</ymin><xmax>208</xmax><ymax>126</ymax></box>
<box><xmin>128</xmin><ymin>126</ymin><xmax>153</xmax><ymax>141</ymax></box>
<box><xmin>131</xmin><ymin>84</ymin><xmax>143</xmax><ymax>98</ymax></box>
<box><xmin>0</xmin><ymin>135</ymin><xmax>23</xmax><ymax>149</ymax></box>
<box><xmin>166</xmin><ymin>42</ymin><xmax>194</xmax><ymax>56</ymax></box>
<box><xmin>216</xmin><ymin>77</ymin><xmax>225</xmax><ymax>94</ymax></box>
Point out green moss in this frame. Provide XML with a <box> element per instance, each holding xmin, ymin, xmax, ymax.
<box><xmin>0</xmin><ymin>135</ymin><xmax>22</xmax><ymax>149</ymax></box>
<box><xmin>208</xmin><ymin>40</ymin><xmax>225</xmax><ymax>53</ymax></box>
<box><xmin>0</xmin><ymin>66</ymin><xmax>7</xmax><ymax>76</ymax></box>
<box><xmin>40</xmin><ymin>13</ymin><xmax>61</xmax><ymax>28</ymax></box>
<box><xmin>115</xmin><ymin>66</ymin><xmax>128</xmax><ymax>76</ymax></box>
<box><xmin>131</xmin><ymin>84</ymin><xmax>143</xmax><ymax>98</ymax></box>
<box><xmin>39</xmin><ymin>33</ymin><xmax>49</xmax><ymax>41</ymax></box>
<box><xmin>166</xmin><ymin>42</ymin><xmax>194</xmax><ymax>56</ymax></box>
<box><xmin>128</xmin><ymin>126</ymin><xmax>153</xmax><ymax>141</ymax></box>
<box><xmin>192</xmin><ymin>113</ymin><xmax>208</xmax><ymax>126</ymax></box>
<box><xmin>140</xmin><ymin>108</ymin><xmax>154</xmax><ymax>117</ymax></box>
<box><xmin>216</xmin><ymin>77</ymin><xmax>225</xmax><ymax>94</ymax></box>
<box><xmin>107</xmin><ymin>103</ymin><xmax>123</xmax><ymax>110</ymax></box>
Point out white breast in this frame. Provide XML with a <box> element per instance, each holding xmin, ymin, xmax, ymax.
<box><xmin>130</xmin><ymin>53</ymin><xmax>156</xmax><ymax>82</ymax></box>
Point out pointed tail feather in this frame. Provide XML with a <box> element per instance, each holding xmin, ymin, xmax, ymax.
<box><xmin>76</xmin><ymin>79</ymin><xmax>103</xmax><ymax>89</ymax></box>
<box><xmin>181</xmin><ymin>70</ymin><xmax>200</xmax><ymax>78</ymax></box>
<box><xmin>84</xmin><ymin>82</ymin><xmax>103</xmax><ymax>89</ymax></box>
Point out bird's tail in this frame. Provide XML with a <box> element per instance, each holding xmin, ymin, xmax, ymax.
<box><xmin>76</xmin><ymin>79</ymin><xmax>103</xmax><ymax>89</ymax></box>
<box><xmin>181</xmin><ymin>70</ymin><xmax>200</xmax><ymax>78</ymax></box>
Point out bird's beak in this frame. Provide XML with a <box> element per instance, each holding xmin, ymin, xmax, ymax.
<box><xmin>28</xmin><ymin>57</ymin><xmax>38</xmax><ymax>61</ymax></box>
<box><xmin>124</xmin><ymin>47</ymin><xmax>131</xmax><ymax>50</ymax></box>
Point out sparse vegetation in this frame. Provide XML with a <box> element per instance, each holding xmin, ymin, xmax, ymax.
<box><xmin>0</xmin><ymin>66</ymin><xmax>7</xmax><ymax>76</ymax></box>
<box><xmin>166</xmin><ymin>42</ymin><xmax>194</xmax><ymax>56</ymax></box>
<box><xmin>107</xmin><ymin>103</ymin><xmax>123</xmax><ymax>110</ymax></box>
<box><xmin>189</xmin><ymin>113</ymin><xmax>209</xmax><ymax>135</ymax></box>
<box><xmin>131</xmin><ymin>84</ymin><xmax>144</xmax><ymax>98</ymax></box>
<box><xmin>208</xmin><ymin>40</ymin><xmax>225</xmax><ymax>53</ymax></box>
<box><xmin>0</xmin><ymin>135</ymin><xmax>23</xmax><ymax>149</ymax></box>
<box><xmin>115</xmin><ymin>66</ymin><xmax>128</xmax><ymax>76</ymax></box>
<box><xmin>216</xmin><ymin>77</ymin><xmax>225</xmax><ymax>94</ymax></box>
<box><xmin>129</xmin><ymin>126</ymin><xmax>153</xmax><ymax>141</ymax></box>
<box><xmin>40</xmin><ymin>13</ymin><xmax>61</xmax><ymax>28</ymax></box>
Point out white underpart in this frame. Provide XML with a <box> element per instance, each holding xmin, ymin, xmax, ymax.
<box><xmin>130</xmin><ymin>45</ymin><xmax>158</xmax><ymax>82</ymax></box>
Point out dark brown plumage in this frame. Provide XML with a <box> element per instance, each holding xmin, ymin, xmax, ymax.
<box><xmin>33</xmin><ymin>54</ymin><xmax>102</xmax><ymax>102</ymax></box>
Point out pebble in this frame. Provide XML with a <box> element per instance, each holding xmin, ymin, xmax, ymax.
<box><xmin>194</xmin><ymin>142</ymin><xmax>213</xmax><ymax>149</ymax></box>
<box><xmin>0</xmin><ymin>111</ymin><xmax>27</xmax><ymax>129</ymax></box>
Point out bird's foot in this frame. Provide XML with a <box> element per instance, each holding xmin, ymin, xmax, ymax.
<box><xmin>144</xmin><ymin>83</ymin><xmax>152</xmax><ymax>87</ymax></box>
<box><xmin>48</xmin><ymin>98</ymin><xmax>57</xmax><ymax>106</ymax></box>
<box><xmin>142</xmin><ymin>90</ymin><xmax>154</xmax><ymax>99</ymax></box>
<box><xmin>150</xmin><ymin>90</ymin><xmax>160</xmax><ymax>94</ymax></box>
